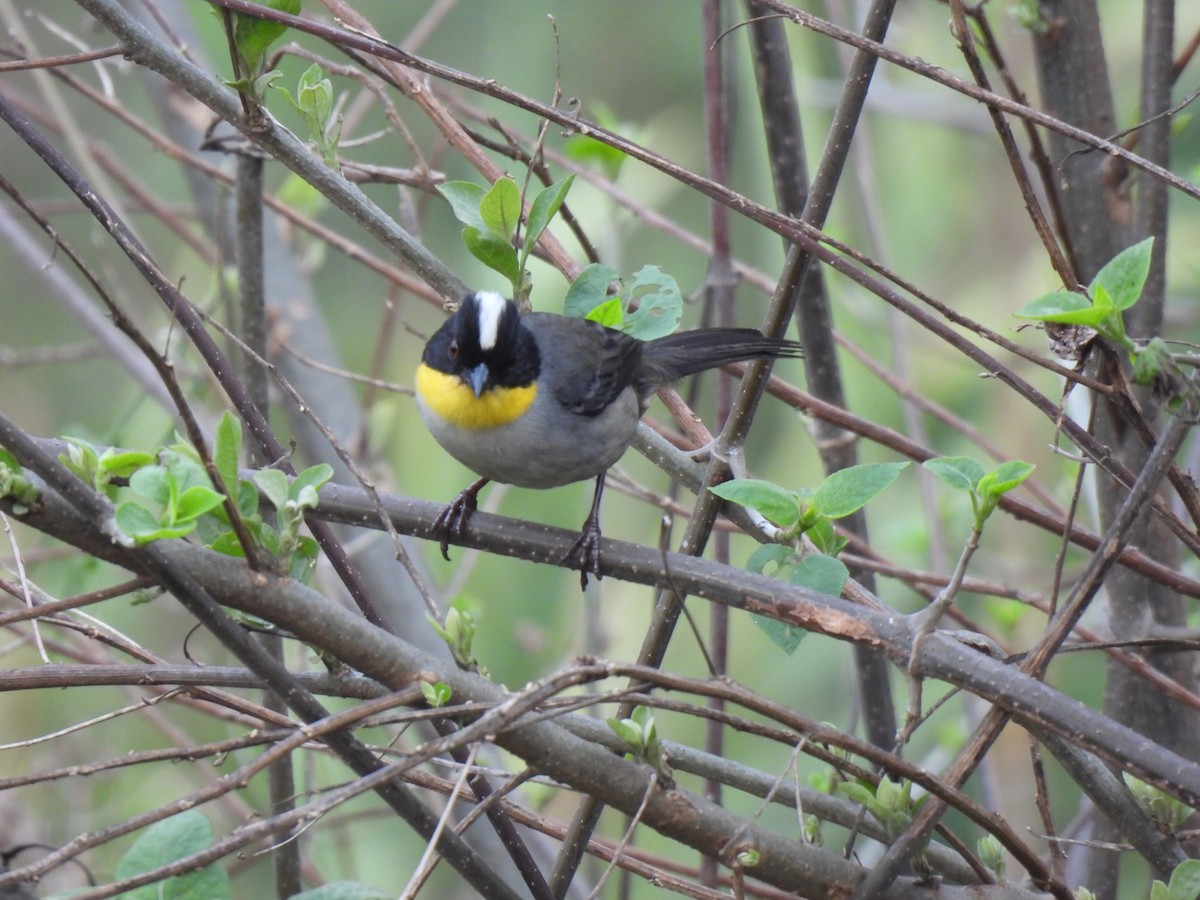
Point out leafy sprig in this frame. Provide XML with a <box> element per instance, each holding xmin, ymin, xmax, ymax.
<box><xmin>277</xmin><ymin>63</ymin><xmax>343</xmax><ymax>168</ymax></box>
<box><xmin>1015</xmin><ymin>237</ymin><xmax>1189</xmax><ymax>392</ymax></box>
<box><xmin>564</xmin><ymin>263</ymin><xmax>683</xmax><ymax>340</ymax></box>
<box><xmin>438</xmin><ymin>175</ymin><xmax>574</xmax><ymax>304</ymax></box>
<box><xmin>710</xmin><ymin>463</ymin><xmax>907</xmax><ymax>652</ymax></box>
<box><xmin>922</xmin><ymin>456</ymin><xmax>1034</xmax><ymax>530</ymax></box>
<box><xmin>60</xmin><ymin>413</ymin><xmax>329</xmax><ymax>580</ymax></box>
<box><xmin>606</xmin><ymin>705</ymin><xmax>667</xmax><ymax>775</ymax></box>
<box><xmin>221</xmin><ymin>0</ymin><xmax>299</xmax><ymax>103</ymax></box>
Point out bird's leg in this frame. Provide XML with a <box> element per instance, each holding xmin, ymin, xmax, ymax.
<box><xmin>432</xmin><ymin>477</ymin><xmax>489</xmax><ymax>560</ymax></box>
<box><xmin>564</xmin><ymin>472</ymin><xmax>606</xmax><ymax>588</ymax></box>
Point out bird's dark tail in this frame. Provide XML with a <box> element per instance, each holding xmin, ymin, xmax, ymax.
<box><xmin>636</xmin><ymin>328</ymin><xmax>803</xmax><ymax>395</ymax></box>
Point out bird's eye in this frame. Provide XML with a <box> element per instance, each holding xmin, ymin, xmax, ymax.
<box><xmin>447</xmin><ymin>340</ymin><xmax>459</xmax><ymax>359</ymax></box>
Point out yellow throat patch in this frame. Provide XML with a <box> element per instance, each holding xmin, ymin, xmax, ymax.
<box><xmin>416</xmin><ymin>363</ymin><xmax>537</xmax><ymax>430</ymax></box>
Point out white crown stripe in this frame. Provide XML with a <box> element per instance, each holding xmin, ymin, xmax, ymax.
<box><xmin>474</xmin><ymin>291</ymin><xmax>507</xmax><ymax>351</ymax></box>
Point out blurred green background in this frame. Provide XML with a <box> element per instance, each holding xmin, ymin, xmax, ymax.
<box><xmin>1</xmin><ymin>1</ymin><xmax>1199</xmax><ymax>896</ymax></box>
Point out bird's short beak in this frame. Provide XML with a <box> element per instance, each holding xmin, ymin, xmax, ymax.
<box><xmin>467</xmin><ymin>364</ymin><xmax>489</xmax><ymax>398</ymax></box>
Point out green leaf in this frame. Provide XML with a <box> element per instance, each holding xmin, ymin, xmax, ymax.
<box><xmin>213</xmin><ymin>411</ymin><xmax>242</xmax><ymax>497</ymax></box>
<box><xmin>745</xmin><ymin>547</ymin><xmax>842</xmax><ymax>654</ymax></box>
<box><xmin>1167</xmin><ymin>860</ymin><xmax>1200</xmax><ymax>900</ymax></box>
<box><xmin>175</xmin><ymin>486</ymin><xmax>226</xmax><ymax>523</ymax></box>
<box><xmin>115</xmin><ymin>809</ymin><xmax>230</xmax><ymax>900</ymax></box>
<box><xmin>296</xmin><ymin>63</ymin><xmax>332</xmax><ymax>127</ymax></box>
<box><xmin>989</xmin><ymin>460</ymin><xmax>1036</xmax><ymax>492</ymax></box>
<box><xmin>130</xmin><ymin>465</ymin><xmax>173</xmax><ymax>506</ymax></box>
<box><xmin>523</xmin><ymin>175</ymin><xmax>574</xmax><ymax>259</ymax></box>
<box><xmin>1132</xmin><ymin>337</ymin><xmax>1173</xmax><ymax>387</ymax></box>
<box><xmin>192</xmin><ymin>509</ymin><xmax>224</xmax><ymax>544</ymax></box>
<box><xmin>290</xmin><ymin>536</ymin><xmax>319</xmax><ymax>581</ymax></box>
<box><xmin>276</xmin><ymin>171</ymin><xmax>327</xmax><ymax>218</ymax></box>
<box><xmin>0</xmin><ymin>452</ymin><xmax>37</xmax><ymax>509</ymax></box>
<box><xmin>479</xmin><ymin>177</ymin><xmax>521</xmax><ymax>240</ymax></box>
<box><xmin>1089</xmin><ymin>282</ymin><xmax>1116</xmax><ymax>316</ymax></box>
<box><xmin>922</xmin><ymin>456</ymin><xmax>985</xmax><ymax>493</ymax></box>
<box><xmin>811</xmin><ymin>462</ymin><xmax>908</xmax><ymax>519</ymax></box>
<box><xmin>584</xmin><ymin>296</ymin><xmax>623</xmax><ymax>328</ymax></box>
<box><xmin>235</xmin><ymin>480</ymin><xmax>261</xmax><ymax>518</ymax></box>
<box><xmin>1151</xmin><ymin>882</ymin><xmax>1171</xmax><ymax>900</ymax></box>
<box><xmin>606</xmin><ymin>717</ymin><xmax>644</xmax><ymax>753</ymax></box>
<box><xmin>1124</xmin><ymin>773</ymin><xmax>1195</xmax><ymax>832</ymax></box>
<box><xmin>630</xmin><ymin>704</ymin><xmax>653</xmax><ymax>730</ymax></box>
<box><xmin>124</xmin><ymin>520</ymin><xmax>196</xmax><ymax>545</ymax></box>
<box><xmin>735</xmin><ymin>848</ymin><xmax>761</xmax><ymax>867</ymax></box>
<box><xmin>231</xmin><ymin>0</ymin><xmax>298</xmax><ymax>76</ymax></box>
<box><xmin>621</xmin><ymin>266</ymin><xmax>683</xmax><ymax>341</ymax></box>
<box><xmin>875</xmin><ymin>776</ymin><xmax>903</xmax><ymax>811</ymax></box>
<box><xmin>209</xmin><ymin>531</ymin><xmax>246</xmax><ymax>557</ymax></box>
<box><xmin>977</xmin><ymin>835</ymin><xmax>1005</xmax><ymax>876</ymax></box>
<box><xmin>974</xmin><ymin>460</ymin><xmax>1035</xmax><ymax>524</ymax></box>
<box><xmin>751</xmin><ymin>613</ymin><xmax>806</xmax><ymax>654</ymax></box>
<box><xmin>563</xmin><ymin>136</ymin><xmax>622</xmax><ymax>181</ymax></box>
<box><xmin>258</xmin><ymin>523</ymin><xmax>282</xmax><ymax>556</ymax></box>
<box><xmin>115</xmin><ymin>502</ymin><xmax>162</xmax><ymax>541</ymax></box>
<box><xmin>60</xmin><ymin>438</ymin><xmax>99</xmax><ymax>484</ymax></box>
<box><xmin>976</xmin><ymin>460</ymin><xmax>1035</xmax><ymax>501</ymax></box>
<box><xmin>160</xmin><ymin>450</ymin><xmax>211</xmax><ymax>495</ymax></box>
<box><xmin>167</xmin><ymin>434</ymin><xmax>202</xmax><ymax>464</ymax></box>
<box><xmin>251</xmin><ymin>69</ymin><xmax>284</xmax><ymax>98</ymax></box>
<box><xmin>429</xmin><ymin>606</ymin><xmax>476</xmax><ymax>668</ymax></box>
<box><xmin>802</xmin><ymin>814</ymin><xmax>822</xmax><ymax>845</ymax></box>
<box><xmin>805</xmin><ymin>515</ymin><xmax>847</xmax><ymax>555</ymax></box>
<box><xmin>99</xmin><ymin>449</ymin><xmax>154</xmax><ymax>480</ymax></box>
<box><xmin>254</xmin><ymin>468</ymin><xmax>290</xmax><ymax>511</ymax></box>
<box><xmin>437</xmin><ymin>181</ymin><xmax>487</xmax><ymax>231</ymax></box>
<box><xmin>462</xmin><ymin>226</ymin><xmax>521</xmax><ymax>285</ymax></box>
<box><xmin>709</xmin><ymin>479</ymin><xmax>801</xmax><ymax>529</ymax></box>
<box><xmin>421</xmin><ymin>681</ymin><xmax>452</xmax><ymax>708</ymax></box>
<box><xmin>563</xmin><ymin>263</ymin><xmax>621</xmax><ymax>318</ymax></box>
<box><xmin>565</xmin><ymin>135</ymin><xmax>628</xmax><ymax>178</ymax></box>
<box><xmin>790</xmin><ymin>553</ymin><xmax>849</xmax><ymax>597</ymax></box>
<box><xmin>837</xmin><ymin>781</ymin><xmax>879</xmax><ymax>813</ymax></box>
<box><xmin>629</xmin><ymin>706</ymin><xmax>660</xmax><ymax>761</ymax></box>
<box><xmin>293</xmin><ymin>484</ymin><xmax>319</xmax><ymax>509</ymax></box>
<box><xmin>1013</xmin><ymin>291</ymin><xmax>1102</xmax><ymax>326</ymax></box>
<box><xmin>562</xmin><ymin>103</ymin><xmax>630</xmax><ymax>179</ymax></box>
<box><xmin>291</xmin><ymin>463</ymin><xmax>333</xmax><ymax>501</ymax></box>
<box><xmin>745</xmin><ymin>543</ymin><xmax>795</xmax><ymax>577</ymax></box>
<box><xmin>1085</xmin><ymin>285</ymin><xmax>1129</xmax><ymax>348</ymax></box>
<box><xmin>1090</xmin><ymin>236</ymin><xmax>1154</xmax><ymax>312</ymax></box>
<box><xmin>291</xmin><ymin>885</ymin><xmax>391</xmax><ymax>900</ymax></box>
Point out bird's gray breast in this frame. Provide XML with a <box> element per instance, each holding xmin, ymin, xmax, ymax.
<box><xmin>418</xmin><ymin>384</ymin><xmax>640</xmax><ymax>489</ymax></box>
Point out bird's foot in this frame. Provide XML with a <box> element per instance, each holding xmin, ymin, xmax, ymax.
<box><xmin>432</xmin><ymin>478</ymin><xmax>488</xmax><ymax>560</ymax></box>
<box><xmin>563</xmin><ymin>514</ymin><xmax>603</xmax><ymax>589</ymax></box>
<box><xmin>563</xmin><ymin>473</ymin><xmax>608</xmax><ymax>589</ymax></box>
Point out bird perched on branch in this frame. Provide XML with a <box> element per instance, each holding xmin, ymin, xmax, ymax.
<box><xmin>415</xmin><ymin>290</ymin><xmax>803</xmax><ymax>585</ymax></box>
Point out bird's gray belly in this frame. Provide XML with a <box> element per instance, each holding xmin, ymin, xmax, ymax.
<box><xmin>419</xmin><ymin>388</ymin><xmax>640</xmax><ymax>489</ymax></box>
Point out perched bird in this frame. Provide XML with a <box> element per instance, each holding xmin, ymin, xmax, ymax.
<box><xmin>415</xmin><ymin>290</ymin><xmax>804</xmax><ymax>585</ymax></box>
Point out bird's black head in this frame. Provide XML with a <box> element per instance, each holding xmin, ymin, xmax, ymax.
<box><xmin>422</xmin><ymin>291</ymin><xmax>540</xmax><ymax>394</ymax></box>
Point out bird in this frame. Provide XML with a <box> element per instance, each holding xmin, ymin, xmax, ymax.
<box><xmin>415</xmin><ymin>290</ymin><xmax>804</xmax><ymax>586</ymax></box>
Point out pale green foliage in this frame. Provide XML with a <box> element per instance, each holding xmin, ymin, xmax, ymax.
<box><xmin>438</xmin><ymin>175</ymin><xmax>574</xmax><ymax>303</ymax></box>
<box><xmin>923</xmin><ymin>456</ymin><xmax>1034</xmax><ymax>529</ymax></box>
<box><xmin>710</xmin><ymin>463</ymin><xmax>907</xmax><ymax>652</ymax></box>
<box><xmin>1015</xmin><ymin>237</ymin><xmax>1153</xmax><ymax>345</ymax></box>
<box><xmin>277</xmin><ymin>63</ymin><xmax>343</xmax><ymax>168</ymax></box>
<box><xmin>606</xmin><ymin>705</ymin><xmax>666</xmax><ymax>773</ymax></box>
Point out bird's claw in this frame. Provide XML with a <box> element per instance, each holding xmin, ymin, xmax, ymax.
<box><xmin>564</xmin><ymin>515</ymin><xmax>603</xmax><ymax>589</ymax></box>
<box><xmin>432</xmin><ymin>482</ymin><xmax>483</xmax><ymax>560</ymax></box>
